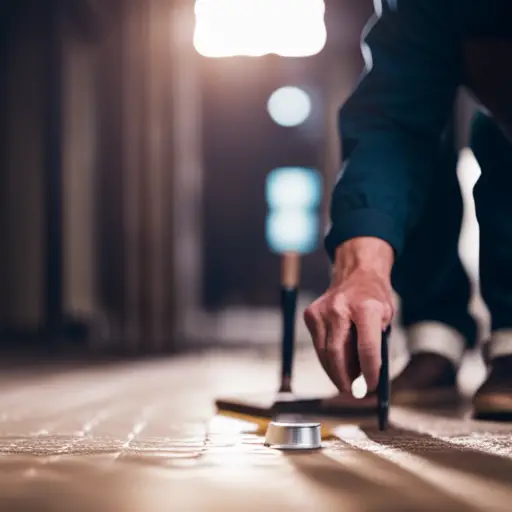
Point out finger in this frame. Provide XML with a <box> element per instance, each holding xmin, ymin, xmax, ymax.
<box><xmin>325</xmin><ymin>314</ymin><xmax>352</xmax><ymax>392</ymax></box>
<box><xmin>345</xmin><ymin>324</ymin><xmax>361</xmax><ymax>384</ymax></box>
<box><xmin>304</xmin><ymin>307</ymin><xmax>328</xmax><ymax>369</ymax></box>
<box><xmin>352</xmin><ymin>301</ymin><xmax>384</xmax><ymax>391</ymax></box>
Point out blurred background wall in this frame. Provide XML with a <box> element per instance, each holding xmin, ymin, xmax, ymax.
<box><xmin>1</xmin><ymin>0</ymin><xmax>48</xmax><ymax>338</ymax></box>
<box><xmin>0</xmin><ymin>0</ymin><xmax>485</xmax><ymax>355</ymax></box>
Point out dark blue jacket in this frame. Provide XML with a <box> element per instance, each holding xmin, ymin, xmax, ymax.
<box><xmin>325</xmin><ymin>0</ymin><xmax>512</xmax><ymax>259</ymax></box>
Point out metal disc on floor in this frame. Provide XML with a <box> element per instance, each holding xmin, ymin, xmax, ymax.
<box><xmin>264</xmin><ymin>421</ymin><xmax>321</xmax><ymax>450</ymax></box>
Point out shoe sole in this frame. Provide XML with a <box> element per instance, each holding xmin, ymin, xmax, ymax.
<box><xmin>392</xmin><ymin>387</ymin><xmax>462</xmax><ymax>407</ymax></box>
<box><xmin>473</xmin><ymin>394</ymin><xmax>512</xmax><ymax>420</ymax></box>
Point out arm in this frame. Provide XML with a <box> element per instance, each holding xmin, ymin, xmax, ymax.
<box><xmin>305</xmin><ymin>0</ymin><xmax>462</xmax><ymax>392</ymax></box>
<box><xmin>325</xmin><ymin>0</ymin><xmax>462</xmax><ymax>260</ymax></box>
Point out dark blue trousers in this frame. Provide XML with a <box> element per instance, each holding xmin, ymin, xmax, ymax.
<box><xmin>391</xmin><ymin>111</ymin><xmax>511</xmax><ymax>349</ymax></box>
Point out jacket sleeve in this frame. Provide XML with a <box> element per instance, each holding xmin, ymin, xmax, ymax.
<box><xmin>325</xmin><ymin>0</ymin><xmax>462</xmax><ymax>260</ymax></box>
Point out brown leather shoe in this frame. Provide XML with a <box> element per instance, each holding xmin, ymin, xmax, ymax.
<box><xmin>390</xmin><ymin>353</ymin><xmax>461</xmax><ymax>406</ymax></box>
<box><xmin>332</xmin><ymin>353</ymin><xmax>461</xmax><ymax>409</ymax></box>
<box><xmin>473</xmin><ymin>355</ymin><xmax>512</xmax><ymax>420</ymax></box>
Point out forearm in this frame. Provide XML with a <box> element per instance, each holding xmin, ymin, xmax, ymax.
<box><xmin>326</xmin><ymin>130</ymin><xmax>440</xmax><ymax>258</ymax></box>
<box><xmin>326</xmin><ymin>0</ymin><xmax>460</xmax><ymax>261</ymax></box>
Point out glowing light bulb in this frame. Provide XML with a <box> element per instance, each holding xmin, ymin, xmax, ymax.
<box><xmin>193</xmin><ymin>0</ymin><xmax>327</xmax><ymax>58</ymax></box>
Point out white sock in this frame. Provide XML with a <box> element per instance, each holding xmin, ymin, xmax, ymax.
<box><xmin>407</xmin><ymin>321</ymin><xmax>466</xmax><ymax>369</ymax></box>
<box><xmin>489</xmin><ymin>330</ymin><xmax>512</xmax><ymax>359</ymax></box>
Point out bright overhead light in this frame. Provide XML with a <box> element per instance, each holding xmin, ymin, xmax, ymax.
<box><xmin>194</xmin><ymin>0</ymin><xmax>327</xmax><ymax>58</ymax></box>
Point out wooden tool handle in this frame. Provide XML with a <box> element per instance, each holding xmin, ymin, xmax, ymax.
<box><xmin>281</xmin><ymin>252</ymin><xmax>301</xmax><ymax>289</ymax></box>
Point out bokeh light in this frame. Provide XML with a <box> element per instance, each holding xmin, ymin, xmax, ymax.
<box><xmin>265</xmin><ymin>167</ymin><xmax>321</xmax><ymax>210</ymax></box>
<box><xmin>267</xmin><ymin>87</ymin><xmax>312</xmax><ymax>127</ymax></box>
<box><xmin>194</xmin><ymin>0</ymin><xmax>327</xmax><ymax>58</ymax></box>
<box><xmin>351</xmin><ymin>375</ymin><xmax>368</xmax><ymax>399</ymax></box>
<box><xmin>265</xmin><ymin>167</ymin><xmax>322</xmax><ymax>254</ymax></box>
<box><xmin>266</xmin><ymin>210</ymin><xmax>319</xmax><ymax>254</ymax></box>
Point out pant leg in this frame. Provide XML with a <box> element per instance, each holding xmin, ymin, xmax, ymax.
<box><xmin>471</xmin><ymin>110</ymin><xmax>512</xmax><ymax>357</ymax></box>
<box><xmin>392</xmin><ymin>124</ymin><xmax>477</xmax><ymax>350</ymax></box>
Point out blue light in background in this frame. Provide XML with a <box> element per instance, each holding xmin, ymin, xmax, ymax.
<box><xmin>266</xmin><ymin>210</ymin><xmax>319</xmax><ymax>254</ymax></box>
<box><xmin>265</xmin><ymin>167</ymin><xmax>322</xmax><ymax>210</ymax></box>
<box><xmin>265</xmin><ymin>167</ymin><xmax>322</xmax><ymax>254</ymax></box>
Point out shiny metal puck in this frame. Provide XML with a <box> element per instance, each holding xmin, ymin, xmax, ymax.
<box><xmin>264</xmin><ymin>421</ymin><xmax>321</xmax><ymax>450</ymax></box>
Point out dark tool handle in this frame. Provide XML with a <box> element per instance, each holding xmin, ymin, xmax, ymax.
<box><xmin>378</xmin><ymin>326</ymin><xmax>391</xmax><ymax>431</ymax></box>
<box><xmin>280</xmin><ymin>286</ymin><xmax>297</xmax><ymax>392</ymax></box>
<box><xmin>279</xmin><ymin>252</ymin><xmax>300</xmax><ymax>393</ymax></box>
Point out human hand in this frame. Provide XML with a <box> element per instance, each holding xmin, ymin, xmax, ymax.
<box><xmin>304</xmin><ymin>237</ymin><xmax>394</xmax><ymax>392</ymax></box>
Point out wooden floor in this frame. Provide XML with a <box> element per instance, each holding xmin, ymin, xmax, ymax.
<box><xmin>0</xmin><ymin>348</ymin><xmax>510</xmax><ymax>511</ymax></box>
